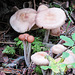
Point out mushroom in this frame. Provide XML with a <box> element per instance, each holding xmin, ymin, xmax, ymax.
<box><xmin>31</xmin><ymin>51</ymin><xmax>49</xmax><ymax>66</ymax></box>
<box><xmin>66</xmin><ymin>50</ymin><xmax>75</xmax><ymax>59</ymax></box>
<box><xmin>27</xmin><ymin>35</ymin><xmax>34</xmax><ymax>64</ymax></box>
<box><xmin>19</xmin><ymin>33</ymin><xmax>34</xmax><ymax>67</ymax></box>
<box><xmin>10</xmin><ymin>8</ymin><xmax>37</xmax><ymax>33</ymax></box>
<box><xmin>36</xmin><ymin>7</ymin><xmax>66</xmax><ymax>43</ymax></box>
<box><xmin>18</xmin><ymin>34</ymin><xmax>29</xmax><ymax>67</ymax></box>
<box><xmin>37</xmin><ymin>4</ymin><xmax>48</xmax><ymax>13</ymax></box>
<box><xmin>55</xmin><ymin>54</ymin><xmax>75</xmax><ymax>68</ymax></box>
<box><xmin>51</xmin><ymin>44</ymin><xmax>67</xmax><ymax>54</ymax></box>
<box><xmin>31</xmin><ymin>51</ymin><xmax>49</xmax><ymax>75</ymax></box>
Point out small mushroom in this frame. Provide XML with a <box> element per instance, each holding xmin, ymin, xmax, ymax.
<box><xmin>51</xmin><ymin>44</ymin><xmax>67</xmax><ymax>54</ymax></box>
<box><xmin>27</xmin><ymin>35</ymin><xmax>34</xmax><ymax>64</ymax></box>
<box><xmin>19</xmin><ymin>34</ymin><xmax>29</xmax><ymax>67</ymax></box>
<box><xmin>10</xmin><ymin>8</ymin><xmax>37</xmax><ymax>33</ymax></box>
<box><xmin>36</xmin><ymin>7</ymin><xmax>66</xmax><ymax>43</ymax></box>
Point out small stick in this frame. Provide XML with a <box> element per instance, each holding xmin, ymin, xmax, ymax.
<box><xmin>33</xmin><ymin>0</ymin><xmax>36</xmax><ymax>10</ymax></box>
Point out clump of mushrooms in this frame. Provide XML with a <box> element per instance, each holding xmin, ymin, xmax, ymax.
<box><xmin>36</xmin><ymin>5</ymin><xmax>66</xmax><ymax>43</ymax></box>
<box><xmin>10</xmin><ymin>8</ymin><xmax>37</xmax><ymax>33</ymax></box>
<box><xmin>19</xmin><ymin>33</ymin><xmax>34</xmax><ymax>67</ymax></box>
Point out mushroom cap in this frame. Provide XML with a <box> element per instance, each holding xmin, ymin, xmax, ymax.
<box><xmin>55</xmin><ymin>54</ymin><xmax>75</xmax><ymax>64</ymax></box>
<box><xmin>51</xmin><ymin>44</ymin><xmax>67</xmax><ymax>54</ymax></box>
<box><xmin>31</xmin><ymin>51</ymin><xmax>49</xmax><ymax>66</ymax></box>
<box><xmin>27</xmin><ymin>35</ymin><xmax>34</xmax><ymax>43</ymax></box>
<box><xmin>36</xmin><ymin>7</ymin><xmax>66</xmax><ymax>29</ymax></box>
<box><xmin>10</xmin><ymin>8</ymin><xmax>37</xmax><ymax>33</ymax></box>
<box><xmin>37</xmin><ymin>4</ymin><xmax>48</xmax><ymax>13</ymax></box>
<box><xmin>66</xmin><ymin>50</ymin><xmax>75</xmax><ymax>59</ymax></box>
<box><xmin>63</xmin><ymin>54</ymin><xmax>75</xmax><ymax>64</ymax></box>
<box><xmin>18</xmin><ymin>34</ymin><xmax>25</xmax><ymax>41</ymax></box>
<box><xmin>24</xmin><ymin>33</ymin><xmax>29</xmax><ymax>41</ymax></box>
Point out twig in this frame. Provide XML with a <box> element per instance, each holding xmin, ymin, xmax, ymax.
<box><xmin>63</xmin><ymin>26</ymin><xmax>75</xmax><ymax>36</ymax></box>
<box><xmin>33</xmin><ymin>0</ymin><xmax>36</xmax><ymax>10</ymax></box>
<box><xmin>0</xmin><ymin>42</ymin><xmax>16</xmax><ymax>44</ymax></box>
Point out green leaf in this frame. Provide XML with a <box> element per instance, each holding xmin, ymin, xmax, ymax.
<box><xmin>62</xmin><ymin>52</ymin><xmax>69</xmax><ymax>58</ymax></box>
<box><xmin>14</xmin><ymin>37</ymin><xmax>19</xmax><ymax>41</ymax></box>
<box><xmin>71</xmin><ymin>63</ymin><xmax>75</xmax><ymax>68</ymax></box>
<box><xmin>16</xmin><ymin>41</ymin><xmax>22</xmax><ymax>46</ymax></box>
<box><xmin>59</xmin><ymin>64</ymin><xmax>67</xmax><ymax>72</ymax></box>
<box><xmin>60</xmin><ymin>35</ymin><xmax>74</xmax><ymax>46</ymax></box>
<box><xmin>40</xmin><ymin>66</ymin><xmax>51</xmax><ymax>70</ymax></box>
<box><xmin>51</xmin><ymin>65</ymin><xmax>60</xmax><ymax>73</ymax></box>
<box><xmin>34</xmin><ymin>66</ymin><xmax>42</xmax><ymax>74</ymax></box>
<box><xmin>72</xmin><ymin>46</ymin><xmax>75</xmax><ymax>54</ymax></box>
<box><xmin>45</xmin><ymin>55</ymin><xmax>56</xmax><ymax>64</ymax></box>
<box><xmin>72</xmin><ymin>33</ymin><xmax>75</xmax><ymax>41</ymax></box>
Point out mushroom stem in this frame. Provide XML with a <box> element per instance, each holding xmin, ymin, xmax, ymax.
<box><xmin>50</xmin><ymin>27</ymin><xmax>60</xmax><ymax>36</ymax></box>
<box><xmin>23</xmin><ymin>41</ymin><xmax>29</xmax><ymax>67</ymax></box>
<box><xmin>27</xmin><ymin>43</ymin><xmax>31</xmax><ymax>65</ymax></box>
<box><xmin>41</xmin><ymin>69</ymin><xmax>46</xmax><ymax>75</ymax></box>
<box><xmin>43</xmin><ymin>29</ymin><xmax>50</xmax><ymax>43</ymax></box>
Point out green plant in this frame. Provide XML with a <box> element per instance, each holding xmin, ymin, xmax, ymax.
<box><xmin>34</xmin><ymin>65</ymin><xmax>42</xmax><ymax>75</ymax></box>
<box><xmin>14</xmin><ymin>37</ymin><xmax>24</xmax><ymax>55</ymax></box>
<box><xmin>2</xmin><ymin>46</ymin><xmax>15</xmax><ymax>56</ymax></box>
<box><xmin>31</xmin><ymin>37</ymin><xmax>49</xmax><ymax>54</ymax></box>
<box><xmin>40</xmin><ymin>33</ymin><xmax>75</xmax><ymax>75</ymax></box>
<box><xmin>41</xmin><ymin>55</ymin><xmax>75</xmax><ymax>75</ymax></box>
<box><xmin>41</xmin><ymin>55</ymin><xmax>67</xmax><ymax>74</ymax></box>
<box><xmin>60</xmin><ymin>33</ymin><xmax>75</xmax><ymax>54</ymax></box>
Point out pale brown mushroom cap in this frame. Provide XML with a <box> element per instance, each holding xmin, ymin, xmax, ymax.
<box><xmin>10</xmin><ymin>8</ymin><xmax>37</xmax><ymax>33</ymax></box>
<box><xmin>63</xmin><ymin>54</ymin><xmax>75</xmax><ymax>64</ymax></box>
<box><xmin>31</xmin><ymin>51</ymin><xmax>49</xmax><ymax>66</ymax></box>
<box><xmin>37</xmin><ymin>4</ymin><xmax>48</xmax><ymax>13</ymax></box>
<box><xmin>55</xmin><ymin>54</ymin><xmax>75</xmax><ymax>64</ymax></box>
<box><xmin>66</xmin><ymin>50</ymin><xmax>75</xmax><ymax>59</ymax></box>
<box><xmin>36</xmin><ymin>7</ymin><xmax>66</xmax><ymax>29</ymax></box>
<box><xmin>51</xmin><ymin>44</ymin><xmax>67</xmax><ymax>54</ymax></box>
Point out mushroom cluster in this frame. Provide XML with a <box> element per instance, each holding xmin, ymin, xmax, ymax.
<box><xmin>19</xmin><ymin>33</ymin><xmax>34</xmax><ymax>67</ymax></box>
<box><xmin>51</xmin><ymin>44</ymin><xmax>75</xmax><ymax>67</ymax></box>
<box><xmin>36</xmin><ymin>4</ymin><xmax>66</xmax><ymax>43</ymax></box>
<box><xmin>10</xmin><ymin>5</ymin><xmax>66</xmax><ymax>43</ymax></box>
